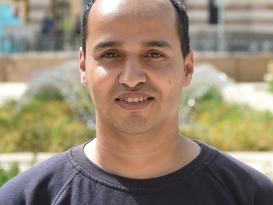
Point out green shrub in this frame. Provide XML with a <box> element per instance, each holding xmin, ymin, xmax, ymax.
<box><xmin>181</xmin><ymin>88</ymin><xmax>273</xmax><ymax>151</ymax></box>
<box><xmin>0</xmin><ymin>98</ymin><xmax>95</xmax><ymax>153</ymax></box>
<box><xmin>33</xmin><ymin>86</ymin><xmax>64</xmax><ymax>101</ymax></box>
<box><xmin>1</xmin><ymin>86</ymin><xmax>273</xmax><ymax>152</ymax></box>
<box><xmin>198</xmin><ymin>87</ymin><xmax>224</xmax><ymax>103</ymax></box>
<box><xmin>0</xmin><ymin>164</ymin><xmax>20</xmax><ymax>186</ymax></box>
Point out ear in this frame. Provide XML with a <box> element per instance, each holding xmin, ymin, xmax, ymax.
<box><xmin>79</xmin><ymin>47</ymin><xmax>88</xmax><ymax>86</ymax></box>
<box><xmin>182</xmin><ymin>49</ymin><xmax>194</xmax><ymax>87</ymax></box>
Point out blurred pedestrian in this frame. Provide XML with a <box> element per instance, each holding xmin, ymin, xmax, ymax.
<box><xmin>74</xmin><ymin>15</ymin><xmax>81</xmax><ymax>36</ymax></box>
<box><xmin>209</xmin><ymin>0</ymin><xmax>219</xmax><ymax>24</ymax></box>
<box><xmin>41</xmin><ymin>14</ymin><xmax>54</xmax><ymax>34</ymax></box>
<box><xmin>71</xmin><ymin>15</ymin><xmax>81</xmax><ymax>49</ymax></box>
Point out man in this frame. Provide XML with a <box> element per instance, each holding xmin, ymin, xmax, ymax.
<box><xmin>0</xmin><ymin>0</ymin><xmax>272</xmax><ymax>204</ymax></box>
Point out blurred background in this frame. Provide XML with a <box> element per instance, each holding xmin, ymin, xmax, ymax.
<box><xmin>0</xmin><ymin>0</ymin><xmax>273</xmax><ymax>183</ymax></box>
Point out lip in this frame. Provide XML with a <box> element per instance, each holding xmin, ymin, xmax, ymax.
<box><xmin>115</xmin><ymin>92</ymin><xmax>153</xmax><ymax>100</ymax></box>
<box><xmin>115</xmin><ymin>92</ymin><xmax>155</xmax><ymax>110</ymax></box>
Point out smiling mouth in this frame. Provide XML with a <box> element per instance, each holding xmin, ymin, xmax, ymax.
<box><xmin>115</xmin><ymin>96</ymin><xmax>155</xmax><ymax>103</ymax></box>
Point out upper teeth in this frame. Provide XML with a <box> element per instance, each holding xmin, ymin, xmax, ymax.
<box><xmin>121</xmin><ymin>97</ymin><xmax>148</xmax><ymax>103</ymax></box>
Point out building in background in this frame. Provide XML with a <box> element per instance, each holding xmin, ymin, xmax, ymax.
<box><xmin>0</xmin><ymin>0</ymin><xmax>27</xmax><ymax>21</ymax></box>
<box><xmin>0</xmin><ymin>0</ymin><xmax>273</xmax><ymax>53</ymax></box>
<box><xmin>1</xmin><ymin>0</ymin><xmax>273</xmax><ymax>32</ymax></box>
<box><xmin>0</xmin><ymin>1</ymin><xmax>23</xmax><ymax>53</ymax></box>
<box><xmin>0</xmin><ymin>0</ymin><xmax>87</xmax><ymax>52</ymax></box>
<box><xmin>0</xmin><ymin>0</ymin><xmax>85</xmax><ymax>28</ymax></box>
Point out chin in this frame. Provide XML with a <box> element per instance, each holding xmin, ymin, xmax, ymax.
<box><xmin>114</xmin><ymin>117</ymin><xmax>154</xmax><ymax>135</ymax></box>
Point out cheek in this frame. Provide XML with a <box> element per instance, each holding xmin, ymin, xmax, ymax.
<box><xmin>165</xmin><ymin>82</ymin><xmax>182</xmax><ymax>113</ymax></box>
<box><xmin>87</xmin><ymin>66</ymin><xmax>116</xmax><ymax>101</ymax></box>
<box><xmin>149</xmin><ymin>62</ymin><xmax>184</xmax><ymax>99</ymax></box>
<box><xmin>159</xmin><ymin>72</ymin><xmax>184</xmax><ymax>103</ymax></box>
<box><xmin>89</xmin><ymin>66</ymin><xmax>109</xmax><ymax>82</ymax></box>
<box><xmin>157</xmin><ymin>68</ymin><xmax>184</xmax><ymax>91</ymax></box>
<box><xmin>153</xmin><ymin>60</ymin><xmax>184</xmax><ymax>81</ymax></box>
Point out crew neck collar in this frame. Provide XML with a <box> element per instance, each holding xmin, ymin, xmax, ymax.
<box><xmin>68</xmin><ymin>140</ymin><xmax>218</xmax><ymax>192</ymax></box>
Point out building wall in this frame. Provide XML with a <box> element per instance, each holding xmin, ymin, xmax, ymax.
<box><xmin>0</xmin><ymin>53</ymin><xmax>78</xmax><ymax>82</ymax></box>
<box><xmin>28</xmin><ymin>0</ymin><xmax>52</xmax><ymax>24</ymax></box>
<box><xmin>0</xmin><ymin>0</ymin><xmax>82</xmax><ymax>27</ymax></box>
<box><xmin>2</xmin><ymin>0</ymin><xmax>273</xmax><ymax>27</ymax></box>
<box><xmin>71</xmin><ymin>0</ymin><xmax>82</xmax><ymax>20</ymax></box>
<box><xmin>0</xmin><ymin>0</ymin><xmax>27</xmax><ymax>21</ymax></box>
<box><xmin>186</xmin><ymin>0</ymin><xmax>273</xmax><ymax>27</ymax></box>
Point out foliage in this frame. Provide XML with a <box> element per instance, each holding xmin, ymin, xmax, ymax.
<box><xmin>0</xmin><ymin>85</ymin><xmax>273</xmax><ymax>152</ymax></box>
<box><xmin>0</xmin><ymin>93</ymin><xmax>95</xmax><ymax>153</ymax></box>
<box><xmin>33</xmin><ymin>85</ymin><xmax>64</xmax><ymax>101</ymax></box>
<box><xmin>0</xmin><ymin>164</ymin><xmax>20</xmax><ymax>186</ymax></box>
<box><xmin>181</xmin><ymin>88</ymin><xmax>273</xmax><ymax>151</ymax></box>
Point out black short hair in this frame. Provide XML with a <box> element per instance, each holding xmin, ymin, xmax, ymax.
<box><xmin>81</xmin><ymin>0</ymin><xmax>190</xmax><ymax>58</ymax></box>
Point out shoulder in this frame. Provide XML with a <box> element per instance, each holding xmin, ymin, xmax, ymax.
<box><xmin>0</xmin><ymin>149</ymin><xmax>79</xmax><ymax>205</ymax></box>
<box><xmin>204</xmin><ymin>145</ymin><xmax>273</xmax><ymax>204</ymax></box>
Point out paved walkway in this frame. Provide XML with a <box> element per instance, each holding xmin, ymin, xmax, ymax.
<box><xmin>222</xmin><ymin>82</ymin><xmax>273</xmax><ymax>113</ymax></box>
<box><xmin>0</xmin><ymin>83</ymin><xmax>27</xmax><ymax>106</ymax></box>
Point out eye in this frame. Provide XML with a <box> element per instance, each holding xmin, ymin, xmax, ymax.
<box><xmin>101</xmin><ymin>51</ymin><xmax>121</xmax><ymax>59</ymax></box>
<box><xmin>145</xmin><ymin>51</ymin><xmax>165</xmax><ymax>59</ymax></box>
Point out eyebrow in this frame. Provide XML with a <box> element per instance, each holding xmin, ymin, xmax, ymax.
<box><xmin>93</xmin><ymin>41</ymin><xmax>123</xmax><ymax>51</ymax></box>
<box><xmin>93</xmin><ymin>40</ymin><xmax>172</xmax><ymax>51</ymax></box>
<box><xmin>142</xmin><ymin>40</ymin><xmax>172</xmax><ymax>49</ymax></box>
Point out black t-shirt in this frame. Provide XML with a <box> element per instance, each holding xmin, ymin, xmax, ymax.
<box><xmin>0</xmin><ymin>141</ymin><xmax>272</xmax><ymax>205</ymax></box>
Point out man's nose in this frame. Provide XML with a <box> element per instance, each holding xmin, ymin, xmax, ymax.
<box><xmin>118</xmin><ymin>58</ymin><xmax>147</xmax><ymax>88</ymax></box>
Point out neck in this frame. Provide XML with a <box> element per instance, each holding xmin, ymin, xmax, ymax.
<box><xmin>84</xmin><ymin>120</ymin><xmax>200</xmax><ymax>179</ymax></box>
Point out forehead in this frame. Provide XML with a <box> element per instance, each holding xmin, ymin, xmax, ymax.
<box><xmin>87</xmin><ymin>0</ymin><xmax>178</xmax><ymax>42</ymax></box>
<box><xmin>91</xmin><ymin>0</ymin><xmax>176</xmax><ymax>18</ymax></box>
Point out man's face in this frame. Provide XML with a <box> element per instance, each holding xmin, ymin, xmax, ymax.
<box><xmin>80</xmin><ymin>0</ymin><xmax>193</xmax><ymax>135</ymax></box>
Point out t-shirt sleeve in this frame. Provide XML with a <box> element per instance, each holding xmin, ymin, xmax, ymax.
<box><xmin>254</xmin><ymin>175</ymin><xmax>273</xmax><ymax>205</ymax></box>
<box><xmin>0</xmin><ymin>151</ymin><xmax>73</xmax><ymax>205</ymax></box>
<box><xmin>208</xmin><ymin>151</ymin><xmax>273</xmax><ymax>205</ymax></box>
<box><xmin>0</xmin><ymin>173</ymin><xmax>28</xmax><ymax>205</ymax></box>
